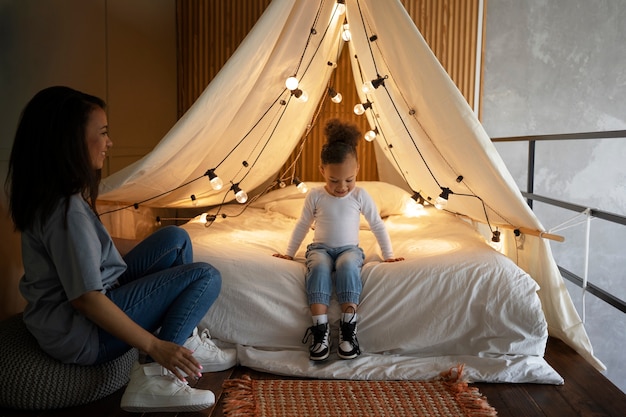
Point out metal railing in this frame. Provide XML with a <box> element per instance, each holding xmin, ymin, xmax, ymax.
<box><xmin>492</xmin><ymin>131</ymin><xmax>626</xmax><ymax>315</ymax></box>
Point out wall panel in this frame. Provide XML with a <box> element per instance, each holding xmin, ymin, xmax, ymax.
<box><xmin>176</xmin><ymin>0</ymin><xmax>483</xmax><ymax>182</ymax></box>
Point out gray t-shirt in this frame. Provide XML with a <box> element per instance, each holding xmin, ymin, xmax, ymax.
<box><xmin>19</xmin><ymin>194</ymin><xmax>126</xmax><ymax>364</ymax></box>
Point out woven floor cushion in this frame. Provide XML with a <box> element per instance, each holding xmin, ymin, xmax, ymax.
<box><xmin>0</xmin><ymin>314</ymin><xmax>137</xmax><ymax>410</ymax></box>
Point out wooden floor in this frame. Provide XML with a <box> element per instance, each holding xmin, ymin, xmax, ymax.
<box><xmin>2</xmin><ymin>337</ymin><xmax>625</xmax><ymax>417</ymax></box>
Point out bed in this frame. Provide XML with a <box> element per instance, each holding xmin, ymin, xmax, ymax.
<box><xmin>182</xmin><ymin>181</ymin><xmax>563</xmax><ymax>384</ymax></box>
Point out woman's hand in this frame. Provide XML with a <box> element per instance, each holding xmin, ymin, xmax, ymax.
<box><xmin>384</xmin><ymin>257</ymin><xmax>405</xmax><ymax>262</ymax></box>
<box><xmin>273</xmin><ymin>253</ymin><xmax>293</xmax><ymax>260</ymax></box>
<box><xmin>72</xmin><ymin>291</ymin><xmax>200</xmax><ymax>381</ymax></box>
<box><xmin>145</xmin><ymin>339</ymin><xmax>202</xmax><ymax>382</ymax></box>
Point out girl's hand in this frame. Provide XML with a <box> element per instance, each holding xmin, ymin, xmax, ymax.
<box><xmin>273</xmin><ymin>253</ymin><xmax>293</xmax><ymax>260</ymax></box>
<box><xmin>384</xmin><ymin>257</ymin><xmax>405</xmax><ymax>262</ymax></box>
<box><xmin>147</xmin><ymin>339</ymin><xmax>202</xmax><ymax>382</ymax></box>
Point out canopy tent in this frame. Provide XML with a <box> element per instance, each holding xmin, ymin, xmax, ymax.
<box><xmin>99</xmin><ymin>0</ymin><xmax>602</xmax><ymax>370</ymax></box>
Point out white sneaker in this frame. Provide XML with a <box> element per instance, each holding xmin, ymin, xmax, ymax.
<box><xmin>120</xmin><ymin>362</ymin><xmax>215</xmax><ymax>413</ymax></box>
<box><xmin>183</xmin><ymin>327</ymin><xmax>237</xmax><ymax>372</ymax></box>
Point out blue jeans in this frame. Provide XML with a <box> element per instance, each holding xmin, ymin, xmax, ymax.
<box><xmin>94</xmin><ymin>226</ymin><xmax>221</xmax><ymax>364</ymax></box>
<box><xmin>305</xmin><ymin>243</ymin><xmax>364</xmax><ymax>306</ymax></box>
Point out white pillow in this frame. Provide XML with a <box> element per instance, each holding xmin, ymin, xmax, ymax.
<box><xmin>252</xmin><ymin>181</ymin><xmax>411</xmax><ymax>220</ymax></box>
<box><xmin>359</xmin><ymin>181</ymin><xmax>411</xmax><ymax>217</ymax></box>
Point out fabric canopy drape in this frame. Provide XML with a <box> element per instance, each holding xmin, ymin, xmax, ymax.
<box><xmin>99</xmin><ymin>0</ymin><xmax>602</xmax><ymax>370</ymax></box>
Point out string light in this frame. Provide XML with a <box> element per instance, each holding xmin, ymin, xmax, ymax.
<box><xmin>294</xmin><ymin>177</ymin><xmax>308</xmax><ymax>193</ymax></box>
<box><xmin>364</xmin><ymin>128</ymin><xmax>378</xmax><ymax>142</ymax></box>
<box><xmin>285</xmin><ymin>76</ymin><xmax>299</xmax><ymax>90</ymax></box>
<box><xmin>205</xmin><ymin>169</ymin><xmax>223</xmax><ymax>190</ymax></box>
<box><xmin>203</xmin><ymin>213</ymin><xmax>221</xmax><ymax>228</ymax></box>
<box><xmin>490</xmin><ymin>229</ymin><xmax>503</xmax><ymax>252</ymax></box>
<box><xmin>291</xmin><ymin>88</ymin><xmax>309</xmax><ymax>102</ymax></box>
<box><xmin>361</xmin><ymin>75</ymin><xmax>386</xmax><ymax>94</ymax></box>
<box><xmin>411</xmin><ymin>191</ymin><xmax>426</xmax><ymax>207</ymax></box>
<box><xmin>353</xmin><ymin>101</ymin><xmax>372</xmax><ymax>115</ymax></box>
<box><xmin>341</xmin><ymin>24</ymin><xmax>351</xmax><ymax>41</ymax></box>
<box><xmin>405</xmin><ymin>191</ymin><xmax>426</xmax><ymax>217</ymax></box>
<box><xmin>155</xmin><ymin>215</ymin><xmax>194</xmax><ymax>226</ymax></box>
<box><xmin>336</xmin><ymin>0</ymin><xmax>346</xmax><ymax>15</ymax></box>
<box><xmin>435</xmin><ymin>187</ymin><xmax>452</xmax><ymax>210</ymax></box>
<box><xmin>190</xmin><ymin>194</ymin><xmax>198</xmax><ymax>206</ymax></box>
<box><xmin>103</xmin><ymin>4</ymin><xmax>510</xmax><ymax>242</ymax></box>
<box><xmin>328</xmin><ymin>87</ymin><xmax>342</xmax><ymax>103</ymax></box>
<box><xmin>231</xmin><ymin>183</ymin><xmax>248</xmax><ymax>204</ymax></box>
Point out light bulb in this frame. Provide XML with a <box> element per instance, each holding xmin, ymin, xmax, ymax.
<box><xmin>342</xmin><ymin>24</ymin><xmax>351</xmax><ymax>41</ymax></box>
<box><xmin>404</xmin><ymin>191</ymin><xmax>426</xmax><ymax>217</ymax></box>
<box><xmin>434</xmin><ymin>187</ymin><xmax>452</xmax><ymax>210</ymax></box>
<box><xmin>364</xmin><ymin>129</ymin><xmax>377</xmax><ymax>142</ymax></box>
<box><xmin>235</xmin><ymin>189</ymin><xmax>248</xmax><ymax>204</ymax></box>
<box><xmin>411</xmin><ymin>191</ymin><xmax>425</xmax><ymax>206</ymax></box>
<box><xmin>362</xmin><ymin>81</ymin><xmax>375</xmax><ymax>94</ymax></box>
<box><xmin>336</xmin><ymin>0</ymin><xmax>346</xmax><ymax>15</ymax></box>
<box><xmin>294</xmin><ymin>177</ymin><xmax>308</xmax><ymax>193</ymax></box>
<box><xmin>353</xmin><ymin>102</ymin><xmax>371</xmax><ymax>115</ymax></box>
<box><xmin>199</xmin><ymin>213</ymin><xmax>208</xmax><ymax>224</ymax></box>
<box><xmin>362</xmin><ymin>76</ymin><xmax>386</xmax><ymax>94</ymax></box>
<box><xmin>285</xmin><ymin>76</ymin><xmax>299</xmax><ymax>90</ymax></box>
<box><xmin>328</xmin><ymin>87</ymin><xmax>342</xmax><ymax>103</ymax></box>
<box><xmin>190</xmin><ymin>194</ymin><xmax>198</xmax><ymax>206</ymax></box>
<box><xmin>292</xmin><ymin>88</ymin><xmax>308</xmax><ymax>102</ymax></box>
<box><xmin>405</xmin><ymin>199</ymin><xmax>425</xmax><ymax>217</ymax></box>
<box><xmin>210</xmin><ymin>176</ymin><xmax>223</xmax><ymax>190</ymax></box>
<box><xmin>297</xmin><ymin>90</ymin><xmax>308</xmax><ymax>102</ymax></box>
<box><xmin>206</xmin><ymin>169</ymin><xmax>223</xmax><ymax>190</ymax></box>
<box><xmin>231</xmin><ymin>183</ymin><xmax>248</xmax><ymax>204</ymax></box>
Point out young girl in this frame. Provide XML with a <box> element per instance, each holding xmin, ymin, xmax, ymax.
<box><xmin>5</xmin><ymin>86</ymin><xmax>236</xmax><ymax>412</ymax></box>
<box><xmin>274</xmin><ymin>119</ymin><xmax>403</xmax><ymax>361</ymax></box>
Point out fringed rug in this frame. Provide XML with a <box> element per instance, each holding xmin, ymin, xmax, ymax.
<box><xmin>222</xmin><ymin>365</ymin><xmax>497</xmax><ymax>417</ymax></box>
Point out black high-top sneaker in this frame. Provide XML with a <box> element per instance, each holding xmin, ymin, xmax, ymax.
<box><xmin>302</xmin><ymin>322</ymin><xmax>330</xmax><ymax>361</ymax></box>
<box><xmin>338</xmin><ymin>311</ymin><xmax>361</xmax><ymax>360</ymax></box>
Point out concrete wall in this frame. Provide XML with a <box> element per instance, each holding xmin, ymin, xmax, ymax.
<box><xmin>0</xmin><ymin>0</ymin><xmax>177</xmax><ymax>319</ymax></box>
<box><xmin>482</xmin><ymin>0</ymin><xmax>626</xmax><ymax>393</ymax></box>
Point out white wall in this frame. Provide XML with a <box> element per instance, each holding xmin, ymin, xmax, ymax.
<box><xmin>482</xmin><ymin>0</ymin><xmax>626</xmax><ymax>393</ymax></box>
<box><xmin>0</xmin><ymin>0</ymin><xmax>177</xmax><ymax>319</ymax></box>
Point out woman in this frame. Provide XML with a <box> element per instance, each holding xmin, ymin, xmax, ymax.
<box><xmin>5</xmin><ymin>86</ymin><xmax>235</xmax><ymax>413</ymax></box>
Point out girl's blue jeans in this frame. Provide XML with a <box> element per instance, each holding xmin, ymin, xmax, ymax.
<box><xmin>94</xmin><ymin>225</ymin><xmax>221</xmax><ymax>364</ymax></box>
<box><xmin>305</xmin><ymin>243</ymin><xmax>364</xmax><ymax>306</ymax></box>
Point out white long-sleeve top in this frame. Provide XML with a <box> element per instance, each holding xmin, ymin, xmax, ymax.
<box><xmin>285</xmin><ymin>186</ymin><xmax>394</xmax><ymax>259</ymax></box>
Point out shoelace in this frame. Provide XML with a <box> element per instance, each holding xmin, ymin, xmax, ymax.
<box><xmin>340</xmin><ymin>314</ymin><xmax>360</xmax><ymax>354</ymax></box>
<box><xmin>198</xmin><ymin>329</ymin><xmax>219</xmax><ymax>350</ymax></box>
<box><xmin>340</xmin><ymin>322</ymin><xmax>357</xmax><ymax>342</ymax></box>
<box><xmin>302</xmin><ymin>323</ymin><xmax>328</xmax><ymax>348</ymax></box>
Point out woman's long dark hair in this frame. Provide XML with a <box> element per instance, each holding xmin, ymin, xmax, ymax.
<box><xmin>5</xmin><ymin>86</ymin><xmax>106</xmax><ymax>231</ymax></box>
<box><xmin>320</xmin><ymin>118</ymin><xmax>360</xmax><ymax>165</ymax></box>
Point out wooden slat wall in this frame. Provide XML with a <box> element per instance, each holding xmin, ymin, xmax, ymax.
<box><xmin>176</xmin><ymin>0</ymin><xmax>483</xmax><ymax>182</ymax></box>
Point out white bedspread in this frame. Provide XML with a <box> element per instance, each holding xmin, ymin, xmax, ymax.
<box><xmin>183</xmin><ymin>183</ymin><xmax>563</xmax><ymax>383</ymax></box>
